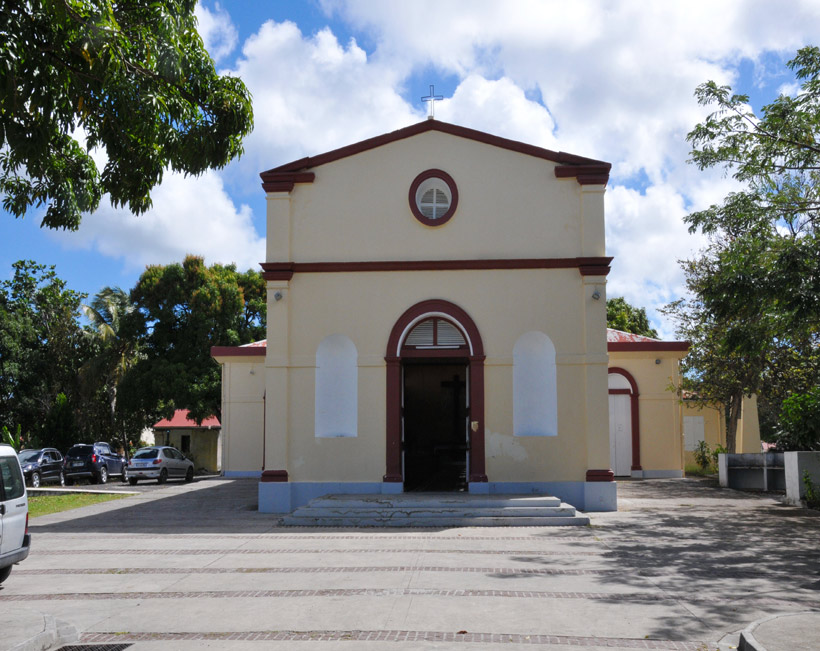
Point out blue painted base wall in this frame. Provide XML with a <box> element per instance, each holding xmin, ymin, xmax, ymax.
<box><xmin>257</xmin><ymin>480</ymin><xmax>618</xmax><ymax>514</ymax></box>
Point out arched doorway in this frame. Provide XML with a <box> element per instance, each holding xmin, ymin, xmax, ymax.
<box><xmin>384</xmin><ymin>300</ymin><xmax>487</xmax><ymax>490</ymax></box>
<box><xmin>608</xmin><ymin>367</ymin><xmax>641</xmax><ymax>476</ymax></box>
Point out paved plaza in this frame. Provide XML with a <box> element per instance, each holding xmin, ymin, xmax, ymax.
<box><xmin>2</xmin><ymin>477</ymin><xmax>819</xmax><ymax>650</ymax></box>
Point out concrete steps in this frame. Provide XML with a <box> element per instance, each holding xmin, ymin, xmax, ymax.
<box><xmin>282</xmin><ymin>493</ymin><xmax>590</xmax><ymax>527</ymax></box>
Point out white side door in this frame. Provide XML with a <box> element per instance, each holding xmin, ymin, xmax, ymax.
<box><xmin>0</xmin><ymin>455</ymin><xmax>28</xmax><ymax>556</ymax></box>
<box><xmin>608</xmin><ymin>394</ymin><xmax>632</xmax><ymax>477</ymax></box>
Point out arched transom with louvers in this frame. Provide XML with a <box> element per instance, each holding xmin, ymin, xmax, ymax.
<box><xmin>402</xmin><ymin>317</ymin><xmax>467</xmax><ymax>350</ymax></box>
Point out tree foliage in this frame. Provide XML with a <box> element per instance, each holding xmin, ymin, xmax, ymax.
<box><xmin>686</xmin><ymin>46</ymin><xmax>820</xmax><ymax>333</ymax></box>
<box><xmin>775</xmin><ymin>387</ymin><xmax>820</xmax><ymax>451</ymax></box>
<box><xmin>663</xmin><ymin>249</ymin><xmax>777</xmax><ymax>453</ymax></box>
<box><xmin>606</xmin><ymin>297</ymin><xmax>658</xmax><ymax>338</ymax></box>
<box><xmin>669</xmin><ymin>46</ymin><xmax>820</xmax><ymax>451</ymax></box>
<box><xmin>80</xmin><ymin>286</ymin><xmax>142</xmax><ymax>452</ymax></box>
<box><xmin>122</xmin><ymin>255</ymin><xmax>266</xmax><ymax>423</ymax></box>
<box><xmin>0</xmin><ymin>260</ymin><xmax>86</xmax><ymax>444</ymax></box>
<box><xmin>0</xmin><ymin>0</ymin><xmax>253</xmax><ymax>229</ymax></box>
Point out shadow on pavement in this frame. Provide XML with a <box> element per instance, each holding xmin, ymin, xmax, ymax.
<box><xmin>506</xmin><ymin>479</ymin><xmax>820</xmax><ymax>641</ymax></box>
<box><xmin>29</xmin><ymin>478</ymin><xmax>281</xmax><ymax>535</ymax></box>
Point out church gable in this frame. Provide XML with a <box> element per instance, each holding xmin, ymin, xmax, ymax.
<box><xmin>261</xmin><ymin>121</ymin><xmax>611</xmax><ymax>265</ymax></box>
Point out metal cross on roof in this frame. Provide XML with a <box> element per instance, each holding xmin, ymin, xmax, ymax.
<box><xmin>421</xmin><ymin>85</ymin><xmax>443</xmax><ymax>120</ymax></box>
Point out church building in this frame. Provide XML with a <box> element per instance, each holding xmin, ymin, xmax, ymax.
<box><xmin>213</xmin><ymin>119</ymin><xmax>624</xmax><ymax>513</ymax></box>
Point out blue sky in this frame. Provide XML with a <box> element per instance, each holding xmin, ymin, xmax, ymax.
<box><xmin>2</xmin><ymin>1</ymin><xmax>819</xmax><ymax>337</ymax></box>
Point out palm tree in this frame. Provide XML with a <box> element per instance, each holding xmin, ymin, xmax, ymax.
<box><xmin>80</xmin><ymin>287</ymin><xmax>141</xmax><ymax>458</ymax></box>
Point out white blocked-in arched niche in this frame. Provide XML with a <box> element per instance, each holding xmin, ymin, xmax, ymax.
<box><xmin>315</xmin><ymin>334</ymin><xmax>358</xmax><ymax>438</ymax></box>
<box><xmin>513</xmin><ymin>331</ymin><xmax>558</xmax><ymax>437</ymax></box>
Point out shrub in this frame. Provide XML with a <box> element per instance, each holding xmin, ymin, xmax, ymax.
<box><xmin>694</xmin><ymin>440</ymin><xmax>712</xmax><ymax>470</ymax></box>
<box><xmin>803</xmin><ymin>471</ymin><xmax>820</xmax><ymax>509</ymax></box>
<box><xmin>775</xmin><ymin>388</ymin><xmax>820</xmax><ymax>451</ymax></box>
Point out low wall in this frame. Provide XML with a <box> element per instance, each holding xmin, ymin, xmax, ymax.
<box><xmin>718</xmin><ymin>453</ymin><xmax>785</xmax><ymax>491</ymax></box>
<box><xmin>784</xmin><ymin>451</ymin><xmax>820</xmax><ymax>505</ymax></box>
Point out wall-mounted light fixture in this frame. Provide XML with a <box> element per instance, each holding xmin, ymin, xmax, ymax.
<box><xmin>273</xmin><ymin>291</ymin><xmax>283</xmax><ymax>301</ymax></box>
<box><xmin>591</xmin><ymin>289</ymin><xmax>601</xmax><ymax>300</ymax></box>
<box><xmin>655</xmin><ymin>359</ymin><xmax>661</xmax><ymax>365</ymax></box>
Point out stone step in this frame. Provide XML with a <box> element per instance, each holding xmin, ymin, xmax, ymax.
<box><xmin>282</xmin><ymin>515</ymin><xmax>590</xmax><ymax>527</ymax></box>
<box><xmin>290</xmin><ymin>506</ymin><xmax>579</xmax><ymax>519</ymax></box>
<box><xmin>282</xmin><ymin>493</ymin><xmax>589</xmax><ymax>527</ymax></box>
<box><xmin>306</xmin><ymin>493</ymin><xmax>563</xmax><ymax>508</ymax></box>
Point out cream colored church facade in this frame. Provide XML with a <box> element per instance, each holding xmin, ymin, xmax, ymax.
<box><xmin>213</xmin><ymin>120</ymin><xmax>684</xmax><ymax>514</ymax></box>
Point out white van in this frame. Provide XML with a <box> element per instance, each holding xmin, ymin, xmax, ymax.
<box><xmin>0</xmin><ymin>443</ymin><xmax>30</xmax><ymax>583</ymax></box>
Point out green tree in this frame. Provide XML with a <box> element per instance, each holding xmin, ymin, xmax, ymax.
<box><xmin>0</xmin><ymin>0</ymin><xmax>253</xmax><ymax>230</ymax></box>
<box><xmin>686</xmin><ymin>45</ymin><xmax>820</xmax><ymax>334</ymax></box>
<box><xmin>673</xmin><ymin>46</ymin><xmax>820</xmax><ymax>450</ymax></box>
<box><xmin>79</xmin><ymin>286</ymin><xmax>142</xmax><ymax>452</ymax></box>
<box><xmin>663</xmin><ymin>247</ymin><xmax>775</xmax><ymax>453</ymax></box>
<box><xmin>775</xmin><ymin>387</ymin><xmax>820</xmax><ymax>451</ymax></box>
<box><xmin>0</xmin><ymin>260</ymin><xmax>87</xmax><ymax>445</ymax></box>
<box><xmin>606</xmin><ymin>297</ymin><xmax>659</xmax><ymax>338</ymax></box>
<box><xmin>122</xmin><ymin>255</ymin><xmax>265</xmax><ymax>423</ymax></box>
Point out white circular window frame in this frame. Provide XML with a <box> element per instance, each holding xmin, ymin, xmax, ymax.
<box><xmin>408</xmin><ymin>169</ymin><xmax>458</xmax><ymax>226</ymax></box>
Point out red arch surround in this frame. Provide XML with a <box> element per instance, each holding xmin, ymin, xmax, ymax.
<box><xmin>608</xmin><ymin>367</ymin><xmax>641</xmax><ymax>472</ymax></box>
<box><xmin>384</xmin><ymin>300</ymin><xmax>487</xmax><ymax>484</ymax></box>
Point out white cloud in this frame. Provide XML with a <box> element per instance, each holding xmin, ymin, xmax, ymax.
<box><xmin>45</xmin><ymin>1</ymin><xmax>820</xmax><ymax>334</ymax></box>
<box><xmin>605</xmin><ymin>184</ymin><xmax>710</xmax><ymax>340</ymax></box>
<box><xmin>49</xmin><ymin>170</ymin><xmax>264</xmax><ymax>273</ymax></box>
<box><xmin>195</xmin><ymin>1</ymin><xmax>239</xmax><ymax>63</ymax></box>
<box><xmin>222</xmin><ymin>21</ymin><xmax>419</xmax><ymax>193</ymax></box>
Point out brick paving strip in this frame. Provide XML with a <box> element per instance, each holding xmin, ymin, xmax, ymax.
<box><xmin>34</xmin><ymin>547</ymin><xmax>601</xmax><ymax>556</ymax></box>
<box><xmin>0</xmin><ymin>587</ymin><xmax>670</xmax><ymax>601</ymax></box>
<box><xmin>5</xmin><ymin>587</ymin><xmax>818</xmax><ymax>609</ymax></box>
<box><xmin>17</xmin><ymin>566</ymin><xmax>610</xmax><ymax>576</ymax></box>
<box><xmin>79</xmin><ymin>629</ymin><xmax>707</xmax><ymax>648</ymax></box>
<box><xmin>39</xmin><ymin>533</ymin><xmax>606</xmax><ymax>542</ymax></box>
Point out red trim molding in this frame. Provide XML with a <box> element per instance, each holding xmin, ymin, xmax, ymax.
<box><xmin>554</xmin><ymin>164</ymin><xmax>611</xmax><ymax>185</ymax></box>
<box><xmin>608</xmin><ymin>341</ymin><xmax>689</xmax><ymax>352</ymax></box>
<box><xmin>211</xmin><ymin>345</ymin><xmax>266</xmax><ymax>358</ymax></box>
<box><xmin>384</xmin><ymin>300</ymin><xmax>487</xmax><ymax>484</ymax></box>
<box><xmin>261</xmin><ymin>470</ymin><xmax>289</xmax><ymax>483</ymax></box>
<box><xmin>608</xmin><ymin>367</ymin><xmax>642</xmax><ymax>472</ymax></box>
<box><xmin>260</xmin><ymin>172</ymin><xmax>315</xmax><ymax>193</ymax></box>
<box><xmin>260</xmin><ymin>257</ymin><xmax>612</xmax><ymax>280</ymax></box>
<box><xmin>408</xmin><ymin>169</ymin><xmax>459</xmax><ymax>227</ymax></box>
<box><xmin>260</xmin><ymin>120</ymin><xmax>610</xmax><ymax>190</ymax></box>
<box><xmin>586</xmin><ymin>469</ymin><xmax>615</xmax><ymax>482</ymax></box>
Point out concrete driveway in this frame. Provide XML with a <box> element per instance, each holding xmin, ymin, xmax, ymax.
<box><xmin>2</xmin><ymin>477</ymin><xmax>819</xmax><ymax>650</ymax></box>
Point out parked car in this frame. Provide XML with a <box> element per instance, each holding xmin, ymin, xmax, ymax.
<box><xmin>127</xmin><ymin>446</ymin><xmax>194</xmax><ymax>485</ymax></box>
<box><xmin>63</xmin><ymin>442</ymin><xmax>128</xmax><ymax>485</ymax></box>
<box><xmin>1</xmin><ymin>443</ymin><xmax>30</xmax><ymax>584</ymax></box>
<box><xmin>18</xmin><ymin>448</ymin><xmax>65</xmax><ymax>487</ymax></box>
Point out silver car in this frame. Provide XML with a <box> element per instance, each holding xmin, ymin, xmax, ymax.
<box><xmin>127</xmin><ymin>446</ymin><xmax>194</xmax><ymax>485</ymax></box>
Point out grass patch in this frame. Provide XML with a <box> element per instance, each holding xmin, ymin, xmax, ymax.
<box><xmin>28</xmin><ymin>493</ymin><xmax>128</xmax><ymax>518</ymax></box>
<box><xmin>685</xmin><ymin>464</ymin><xmax>715</xmax><ymax>478</ymax></box>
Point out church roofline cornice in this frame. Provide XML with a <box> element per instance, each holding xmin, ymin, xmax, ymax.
<box><xmin>259</xmin><ymin>120</ymin><xmax>611</xmax><ymax>192</ymax></box>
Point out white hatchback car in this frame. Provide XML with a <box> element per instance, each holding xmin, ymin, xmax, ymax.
<box><xmin>127</xmin><ymin>446</ymin><xmax>195</xmax><ymax>485</ymax></box>
<box><xmin>0</xmin><ymin>443</ymin><xmax>30</xmax><ymax>584</ymax></box>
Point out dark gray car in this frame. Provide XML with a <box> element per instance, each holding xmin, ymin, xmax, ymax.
<box><xmin>18</xmin><ymin>448</ymin><xmax>64</xmax><ymax>487</ymax></box>
<box><xmin>63</xmin><ymin>442</ymin><xmax>128</xmax><ymax>485</ymax></box>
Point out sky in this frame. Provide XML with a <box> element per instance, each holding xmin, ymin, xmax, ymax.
<box><xmin>3</xmin><ymin>0</ymin><xmax>820</xmax><ymax>339</ymax></box>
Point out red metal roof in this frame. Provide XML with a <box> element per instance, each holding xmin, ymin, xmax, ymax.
<box><xmin>153</xmin><ymin>409</ymin><xmax>220</xmax><ymax>430</ymax></box>
<box><xmin>606</xmin><ymin>328</ymin><xmax>660</xmax><ymax>343</ymax></box>
<box><xmin>214</xmin><ymin>333</ymin><xmax>688</xmax><ymax>358</ymax></box>
<box><xmin>211</xmin><ymin>340</ymin><xmax>267</xmax><ymax>357</ymax></box>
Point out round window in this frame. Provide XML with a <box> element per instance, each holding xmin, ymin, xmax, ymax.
<box><xmin>409</xmin><ymin>169</ymin><xmax>458</xmax><ymax>226</ymax></box>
